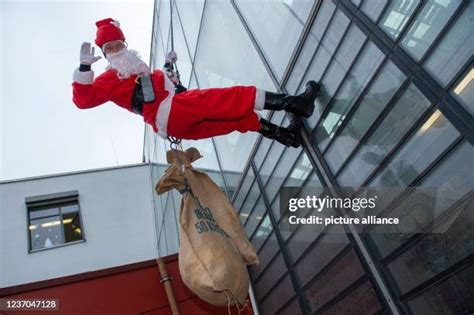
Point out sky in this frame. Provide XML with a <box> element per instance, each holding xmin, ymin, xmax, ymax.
<box><xmin>1</xmin><ymin>0</ymin><xmax>154</xmax><ymax>181</ymax></box>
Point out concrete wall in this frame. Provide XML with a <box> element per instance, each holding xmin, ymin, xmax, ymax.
<box><xmin>0</xmin><ymin>164</ymin><xmax>160</xmax><ymax>287</ymax></box>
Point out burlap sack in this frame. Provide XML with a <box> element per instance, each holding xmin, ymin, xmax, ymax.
<box><xmin>155</xmin><ymin>147</ymin><xmax>259</xmax><ymax>306</ymax></box>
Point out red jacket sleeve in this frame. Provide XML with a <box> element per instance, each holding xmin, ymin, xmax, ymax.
<box><xmin>72</xmin><ymin>70</ymin><xmax>117</xmax><ymax>109</ymax></box>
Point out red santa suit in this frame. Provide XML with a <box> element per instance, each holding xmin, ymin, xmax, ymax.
<box><xmin>72</xmin><ymin>67</ymin><xmax>264</xmax><ymax>140</ymax></box>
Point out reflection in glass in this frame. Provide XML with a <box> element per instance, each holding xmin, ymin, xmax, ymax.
<box><xmin>314</xmin><ymin>42</ymin><xmax>385</xmax><ymax>151</ymax></box>
<box><xmin>424</xmin><ymin>2</ymin><xmax>474</xmax><ymax>87</ymax></box>
<box><xmin>244</xmin><ymin>196</ymin><xmax>267</xmax><ymax>237</ymax></box>
<box><xmin>286</xmin><ymin>0</ymin><xmax>337</xmax><ymax>94</ymax></box>
<box><xmin>326</xmin><ymin>61</ymin><xmax>406</xmax><ymax>173</ymax></box>
<box><xmin>379</xmin><ymin>0</ymin><xmax>419</xmax><ymax>39</ymax></box>
<box><xmin>452</xmin><ymin>67</ymin><xmax>474</xmax><ymax>115</ymax></box>
<box><xmin>369</xmin><ymin>141</ymin><xmax>474</xmax><ymax>258</ymax></box>
<box><xmin>30</xmin><ymin>216</ymin><xmax>64</xmax><ymax>251</ymax></box>
<box><xmin>302</xmin><ymin>11</ymin><xmax>351</xmax><ymax>126</ymax></box>
<box><xmin>235</xmin><ymin>0</ymin><xmax>314</xmax><ymax>79</ymax></box>
<box><xmin>401</xmin><ymin>0</ymin><xmax>462</xmax><ymax>61</ymax></box>
<box><xmin>361</xmin><ymin>0</ymin><xmax>388</xmax><ymax>22</ymax></box>
<box><xmin>405</xmin><ymin>264</ymin><xmax>474</xmax><ymax>314</ymax></box>
<box><xmin>306</xmin><ymin>23</ymin><xmax>366</xmax><ymax>128</ymax></box>
<box><xmin>338</xmin><ymin>83</ymin><xmax>431</xmax><ymax>187</ymax></box>
<box><xmin>370</xmin><ymin>110</ymin><xmax>460</xmax><ymax>187</ymax></box>
<box><xmin>386</xmin><ymin>197</ymin><xmax>473</xmax><ymax>295</ymax></box>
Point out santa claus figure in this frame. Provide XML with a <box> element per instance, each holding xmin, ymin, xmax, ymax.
<box><xmin>72</xmin><ymin>18</ymin><xmax>319</xmax><ymax>147</ymax></box>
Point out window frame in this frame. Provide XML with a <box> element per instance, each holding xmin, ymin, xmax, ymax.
<box><xmin>26</xmin><ymin>190</ymin><xmax>86</xmax><ymax>253</ymax></box>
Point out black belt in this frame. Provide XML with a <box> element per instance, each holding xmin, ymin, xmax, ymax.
<box><xmin>132</xmin><ymin>75</ymin><xmax>156</xmax><ymax>116</ymax></box>
<box><xmin>132</xmin><ymin>78</ymin><xmax>145</xmax><ymax>116</ymax></box>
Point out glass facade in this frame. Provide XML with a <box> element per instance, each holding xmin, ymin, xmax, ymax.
<box><xmin>148</xmin><ymin>0</ymin><xmax>473</xmax><ymax>313</ymax></box>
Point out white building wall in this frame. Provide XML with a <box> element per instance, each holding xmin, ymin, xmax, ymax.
<box><xmin>0</xmin><ymin>164</ymin><xmax>160</xmax><ymax>288</ymax></box>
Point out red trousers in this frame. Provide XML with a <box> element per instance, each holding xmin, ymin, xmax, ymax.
<box><xmin>166</xmin><ymin>86</ymin><xmax>262</xmax><ymax>140</ymax></box>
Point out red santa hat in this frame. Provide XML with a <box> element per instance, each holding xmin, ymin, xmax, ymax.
<box><xmin>95</xmin><ymin>18</ymin><xmax>125</xmax><ymax>48</ymax></box>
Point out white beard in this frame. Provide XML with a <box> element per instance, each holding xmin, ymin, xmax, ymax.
<box><xmin>106</xmin><ymin>49</ymin><xmax>151</xmax><ymax>79</ymax></box>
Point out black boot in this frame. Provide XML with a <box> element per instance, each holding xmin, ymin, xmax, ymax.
<box><xmin>259</xmin><ymin>118</ymin><xmax>301</xmax><ymax>148</ymax></box>
<box><xmin>263</xmin><ymin>81</ymin><xmax>320</xmax><ymax>118</ymax></box>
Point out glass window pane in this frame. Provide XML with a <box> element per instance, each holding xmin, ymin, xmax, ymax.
<box><xmin>264</xmin><ymin>148</ymin><xmax>302</xmax><ymax>204</ymax></box>
<box><xmin>369</xmin><ymin>140</ymin><xmax>474</xmax><ymax>258</ymax></box>
<box><xmin>405</xmin><ymin>264</ymin><xmax>474</xmax><ymax>314</ymax></box>
<box><xmin>277</xmin><ymin>298</ymin><xmax>302</xmax><ymax>315</ymax></box>
<box><xmin>452</xmin><ymin>67</ymin><xmax>474</xmax><ymax>116</ymax></box>
<box><xmin>338</xmin><ymin>83</ymin><xmax>431</xmax><ymax>187</ymax></box>
<box><xmin>251</xmin><ymin>227</ymin><xmax>279</xmax><ymax>279</ymax></box>
<box><xmin>286</xmin><ymin>0</ymin><xmax>337</xmax><ymax>94</ymax></box>
<box><xmin>192</xmin><ymin>0</ymin><xmax>276</xmax><ymax>186</ymax></box>
<box><xmin>304</xmin><ymin>9</ymin><xmax>351</xmax><ymax>85</ymax></box>
<box><xmin>293</xmin><ymin>225</ymin><xmax>349</xmax><ymax>286</ymax></box>
<box><xmin>307</xmin><ymin>23</ymin><xmax>366</xmax><ymax>128</ymax></box>
<box><xmin>326</xmin><ymin>60</ymin><xmax>406</xmax><ymax>173</ymax></box>
<box><xmin>233</xmin><ymin>167</ymin><xmax>255</xmax><ymax>210</ymax></box>
<box><xmin>323</xmin><ymin>280</ymin><xmax>384</xmax><ymax>314</ymax></box>
<box><xmin>304</xmin><ymin>249</ymin><xmax>365</xmax><ymax>313</ymax></box>
<box><xmin>244</xmin><ymin>197</ymin><xmax>267</xmax><ymax>237</ymax></box>
<box><xmin>62</xmin><ymin>212</ymin><xmax>83</xmax><ymax>243</ymax></box>
<box><xmin>235</xmin><ymin>0</ymin><xmax>314</xmax><ymax>79</ymax></box>
<box><xmin>361</xmin><ymin>0</ymin><xmax>388</xmax><ymax>22</ymax></box>
<box><xmin>238</xmin><ymin>180</ymin><xmax>261</xmax><ymax>224</ymax></box>
<box><xmin>176</xmin><ymin>0</ymin><xmax>205</xmax><ymax>59</ymax></box>
<box><xmin>379</xmin><ymin>0</ymin><xmax>419</xmax><ymax>39</ymax></box>
<box><xmin>386</xmin><ymin>197</ymin><xmax>473</xmax><ymax>294</ymax></box>
<box><xmin>400</xmin><ymin>0</ymin><xmax>462</xmax><ymax>61</ymax></box>
<box><xmin>29</xmin><ymin>216</ymin><xmax>64</xmax><ymax>250</ymax></box>
<box><xmin>313</xmin><ymin>42</ymin><xmax>385</xmax><ymax>151</ymax></box>
<box><xmin>424</xmin><ymin>2</ymin><xmax>474</xmax><ymax>87</ymax></box>
<box><xmin>254</xmin><ymin>254</ymin><xmax>288</xmax><ymax>300</ymax></box>
<box><xmin>259</xmin><ymin>274</ymin><xmax>295</xmax><ymax>315</ymax></box>
<box><xmin>251</xmin><ymin>214</ymin><xmax>274</xmax><ymax>252</ymax></box>
<box><xmin>370</xmin><ymin>110</ymin><xmax>460</xmax><ymax>187</ymax></box>
<box><xmin>29</xmin><ymin>207</ymin><xmax>60</xmax><ymax>219</ymax></box>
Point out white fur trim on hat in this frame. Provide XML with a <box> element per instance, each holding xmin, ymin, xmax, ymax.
<box><xmin>254</xmin><ymin>88</ymin><xmax>265</xmax><ymax>111</ymax></box>
<box><xmin>73</xmin><ymin>68</ymin><xmax>94</xmax><ymax>84</ymax></box>
<box><xmin>155</xmin><ymin>71</ymin><xmax>176</xmax><ymax>139</ymax></box>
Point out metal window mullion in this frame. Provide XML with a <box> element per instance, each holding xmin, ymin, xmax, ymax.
<box><xmin>300</xmin><ymin>243</ymin><xmax>353</xmax><ymax>292</ymax></box>
<box><xmin>321</xmin><ymin>52</ymin><xmax>393</xmax><ymax>156</ymax></box>
<box><xmin>281</xmin><ymin>0</ymin><xmax>323</xmax><ymax>89</ymax></box>
<box><xmin>332</xmin><ymin>76</ymin><xmax>413</xmax><ymax>179</ymax></box>
<box><xmin>256</xmin><ymin>270</ymin><xmax>289</xmax><ymax>306</ymax></box>
<box><xmin>311</xmin><ymin>274</ymin><xmax>370</xmax><ymax>315</ymax></box>
<box><xmin>311</xmin><ymin>36</ymin><xmax>371</xmax><ymax>136</ymax></box>
<box><xmin>253</xmin><ymin>245</ymin><xmax>282</xmax><ymax>284</ymax></box>
<box><xmin>265</xmin><ymin>150</ymin><xmax>305</xmax><ymax>208</ymax></box>
<box><xmin>300</xmin><ymin>126</ymin><xmax>401</xmax><ymax>314</ymax></box>
<box><xmin>58</xmin><ymin>207</ymin><xmax>66</xmax><ymax>244</ymax></box>
<box><xmin>355</xmin><ymin>104</ymin><xmax>450</xmax><ymax>190</ymax></box>
<box><xmin>232</xmin><ymin>160</ymin><xmax>254</xmax><ymax>203</ymax></box>
<box><xmin>209</xmin><ymin>138</ymin><xmax>231</xmax><ymax>198</ymax></box>
<box><xmin>286</xmin><ymin>223</ymin><xmax>334</xmax><ymax>268</ymax></box>
<box><xmin>312</xmin><ymin>16</ymin><xmax>360</xmax><ymax>95</ymax></box>
<box><xmin>249</xmin><ymin>213</ymin><xmax>273</xmax><ymax>250</ymax></box>
<box><xmin>381</xmin><ymin>191</ymin><xmax>474</xmax><ymax>268</ymax></box>
<box><xmin>288</xmin><ymin>1</ymin><xmax>341</xmax><ymax>95</ymax></box>
<box><xmin>242</xmin><ymin>194</ymin><xmax>264</xmax><ymax>228</ymax></box>
<box><xmin>187</xmin><ymin>0</ymin><xmax>207</xmax><ymax>88</ymax></box>
<box><xmin>230</xmin><ymin>0</ymin><xmax>280</xmax><ymax>88</ymax></box>
<box><xmin>236</xmin><ymin>177</ymin><xmax>257</xmax><ymax>217</ymax></box>
<box><xmin>173</xmin><ymin>0</ymin><xmax>196</xmax><ymax>88</ymax></box>
<box><xmin>301</xmin><ymin>128</ymin><xmax>338</xmax><ymax>188</ymax></box>
<box><xmin>251</xmin><ymin>160</ymin><xmax>312</xmax><ymax>314</ymax></box>
<box><xmin>418</xmin><ymin>0</ymin><xmax>469</xmax><ymax>65</ymax></box>
<box><xmin>399</xmin><ymin>253</ymin><xmax>474</xmax><ymax>302</ymax></box>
